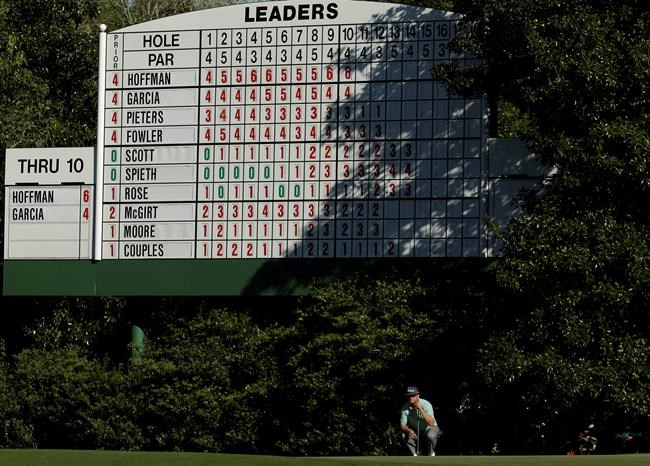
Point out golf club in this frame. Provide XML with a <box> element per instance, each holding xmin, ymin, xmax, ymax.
<box><xmin>416</xmin><ymin>412</ymin><xmax>420</xmax><ymax>455</ymax></box>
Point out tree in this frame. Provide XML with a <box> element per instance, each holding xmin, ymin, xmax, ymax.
<box><xmin>8</xmin><ymin>346</ymin><xmax>139</xmax><ymax>449</ymax></box>
<box><xmin>100</xmin><ymin>0</ymin><xmax>232</xmax><ymax>29</ymax></box>
<box><xmin>267</xmin><ymin>275</ymin><xmax>483</xmax><ymax>455</ymax></box>
<box><xmin>436</xmin><ymin>0</ymin><xmax>650</xmax><ymax>452</ymax></box>
<box><xmin>101</xmin><ymin>0</ymin><xmax>193</xmax><ymax>28</ymax></box>
<box><xmin>0</xmin><ymin>0</ymin><xmax>99</xmax><ymax>149</ymax></box>
<box><xmin>128</xmin><ymin>307</ymin><xmax>280</xmax><ymax>452</ymax></box>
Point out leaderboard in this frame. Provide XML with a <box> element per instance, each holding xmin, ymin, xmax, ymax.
<box><xmin>4</xmin><ymin>148</ymin><xmax>94</xmax><ymax>259</ymax></box>
<box><xmin>103</xmin><ymin>0</ymin><xmax>486</xmax><ymax>260</ymax></box>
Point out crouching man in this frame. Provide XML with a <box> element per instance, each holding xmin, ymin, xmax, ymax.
<box><xmin>399</xmin><ymin>386</ymin><xmax>441</xmax><ymax>456</ymax></box>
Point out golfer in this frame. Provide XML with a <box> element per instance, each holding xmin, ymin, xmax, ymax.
<box><xmin>399</xmin><ymin>386</ymin><xmax>441</xmax><ymax>456</ymax></box>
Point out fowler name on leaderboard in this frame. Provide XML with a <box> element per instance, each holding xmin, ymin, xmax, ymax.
<box><xmin>244</xmin><ymin>2</ymin><xmax>338</xmax><ymax>22</ymax></box>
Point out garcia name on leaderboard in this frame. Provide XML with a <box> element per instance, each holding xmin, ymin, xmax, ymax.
<box><xmin>11</xmin><ymin>189</ymin><xmax>55</xmax><ymax>221</ymax></box>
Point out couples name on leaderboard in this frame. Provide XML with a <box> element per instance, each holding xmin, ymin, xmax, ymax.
<box><xmin>103</xmin><ymin>0</ymin><xmax>486</xmax><ymax>260</ymax></box>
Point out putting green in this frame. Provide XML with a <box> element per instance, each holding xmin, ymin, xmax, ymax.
<box><xmin>0</xmin><ymin>450</ymin><xmax>647</xmax><ymax>466</ymax></box>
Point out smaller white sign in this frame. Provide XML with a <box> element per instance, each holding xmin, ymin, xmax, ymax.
<box><xmin>4</xmin><ymin>185</ymin><xmax>94</xmax><ymax>260</ymax></box>
<box><xmin>5</xmin><ymin>147</ymin><xmax>94</xmax><ymax>185</ymax></box>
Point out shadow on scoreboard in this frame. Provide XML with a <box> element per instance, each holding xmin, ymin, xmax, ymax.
<box><xmin>242</xmin><ymin>4</ymin><xmax>486</xmax><ymax>290</ymax></box>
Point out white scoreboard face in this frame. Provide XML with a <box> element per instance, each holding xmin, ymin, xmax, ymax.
<box><xmin>102</xmin><ymin>0</ymin><xmax>486</xmax><ymax>260</ymax></box>
<box><xmin>4</xmin><ymin>148</ymin><xmax>95</xmax><ymax>260</ymax></box>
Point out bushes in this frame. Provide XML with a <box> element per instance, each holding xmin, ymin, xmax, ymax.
<box><xmin>0</xmin><ymin>280</ymin><xmax>461</xmax><ymax>454</ymax></box>
<box><xmin>0</xmin><ymin>340</ymin><xmax>32</xmax><ymax>448</ymax></box>
<box><xmin>3</xmin><ymin>276</ymin><xmax>645</xmax><ymax>454</ymax></box>
<box><xmin>270</xmin><ymin>277</ymin><xmax>439</xmax><ymax>455</ymax></box>
<box><xmin>127</xmin><ymin>308</ymin><xmax>279</xmax><ymax>452</ymax></box>
<box><xmin>0</xmin><ymin>308</ymin><xmax>280</xmax><ymax>452</ymax></box>
<box><xmin>7</xmin><ymin>347</ymin><xmax>139</xmax><ymax>449</ymax></box>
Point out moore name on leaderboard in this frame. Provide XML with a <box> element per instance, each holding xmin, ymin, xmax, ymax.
<box><xmin>244</xmin><ymin>2</ymin><xmax>338</xmax><ymax>22</ymax></box>
<box><xmin>123</xmin><ymin>224</ymin><xmax>156</xmax><ymax>238</ymax></box>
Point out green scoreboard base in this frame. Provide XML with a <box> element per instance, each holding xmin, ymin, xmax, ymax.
<box><xmin>3</xmin><ymin>258</ymin><xmax>489</xmax><ymax>296</ymax></box>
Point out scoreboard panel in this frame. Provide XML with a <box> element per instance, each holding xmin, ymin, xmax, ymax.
<box><xmin>101</xmin><ymin>0</ymin><xmax>487</xmax><ymax>260</ymax></box>
<box><xmin>4</xmin><ymin>148</ymin><xmax>94</xmax><ymax>260</ymax></box>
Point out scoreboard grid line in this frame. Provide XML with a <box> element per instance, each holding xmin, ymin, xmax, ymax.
<box><xmin>195</xmin><ymin>30</ymin><xmax>204</xmax><ymax>258</ymax></box>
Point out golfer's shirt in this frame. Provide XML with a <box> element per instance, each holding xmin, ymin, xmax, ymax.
<box><xmin>400</xmin><ymin>399</ymin><xmax>435</xmax><ymax>431</ymax></box>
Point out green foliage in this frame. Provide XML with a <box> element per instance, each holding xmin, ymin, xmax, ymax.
<box><xmin>446</xmin><ymin>0</ymin><xmax>649</xmax><ymax>217</ymax></box>
<box><xmin>21</xmin><ymin>298</ymin><xmax>127</xmax><ymax>352</ymax></box>
<box><xmin>0</xmin><ymin>339</ymin><xmax>32</xmax><ymax>448</ymax></box>
<box><xmin>128</xmin><ymin>308</ymin><xmax>279</xmax><ymax>452</ymax></box>
<box><xmin>271</xmin><ymin>277</ymin><xmax>440</xmax><ymax>455</ymax></box>
<box><xmin>0</xmin><ymin>281</ymin><xmax>486</xmax><ymax>454</ymax></box>
<box><xmin>482</xmin><ymin>208</ymin><xmax>649</xmax><ymax>448</ymax></box>
<box><xmin>430</xmin><ymin>0</ymin><xmax>650</xmax><ymax>453</ymax></box>
<box><xmin>0</xmin><ymin>0</ymin><xmax>98</xmax><ymax>149</ymax></box>
<box><xmin>0</xmin><ymin>2</ymin><xmax>62</xmax><ymax>151</ymax></box>
<box><xmin>0</xmin><ymin>307</ymin><xmax>281</xmax><ymax>452</ymax></box>
<box><xmin>379</xmin><ymin>0</ymin><xmax>456</xmax><ymax>11</ymax></box>
<box><xmin>0</xmin><ymin>298</ymin><xmax>129</xmax><ymax>365</ymax></box>
<box><xmin>100</xmin><ymin>0</ymin><xmax>195</xmax><ymax>29</ymax></box>
<box><xmin>10</xmin><ymin>346</ymin><xmax>140</xmax><ymax>449</ymax></box>
<box><xmin>0</xmin><ymin>0</ymin><xmax>648</xmax><ymax>456</ymax></box>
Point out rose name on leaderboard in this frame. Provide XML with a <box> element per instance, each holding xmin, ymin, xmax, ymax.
<box><xmin>103</xmin><ymin>0</ymin><xmax>485</xmax><ymax>260</ymax></box>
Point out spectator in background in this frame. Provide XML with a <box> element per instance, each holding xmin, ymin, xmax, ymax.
<box><xmin>455</xmin><ymin>382</ymin><xmax>474</xmax><ymax>454</ymax></box>
<box><xmin>456</xmin><ymin>382</ymin><xmax>471</xmax><ymax>415</ymax></box>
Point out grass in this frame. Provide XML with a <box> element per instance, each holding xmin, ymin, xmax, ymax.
<box><xmin>0</xmin><ymin>451</ymin><xmax>648</xmax><ymax>466</ymax></box>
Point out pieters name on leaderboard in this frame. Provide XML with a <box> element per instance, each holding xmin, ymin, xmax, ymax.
<box><xmin>245</xmin><ymin>2</ymin><xmax>338</xmax><ymax>22</ymax></box>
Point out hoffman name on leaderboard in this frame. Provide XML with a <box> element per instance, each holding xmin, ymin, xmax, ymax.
<box><xmin>11</xmin><ymin>190</ymin><xmax>55</xmax><ymax>222</ymax></box>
